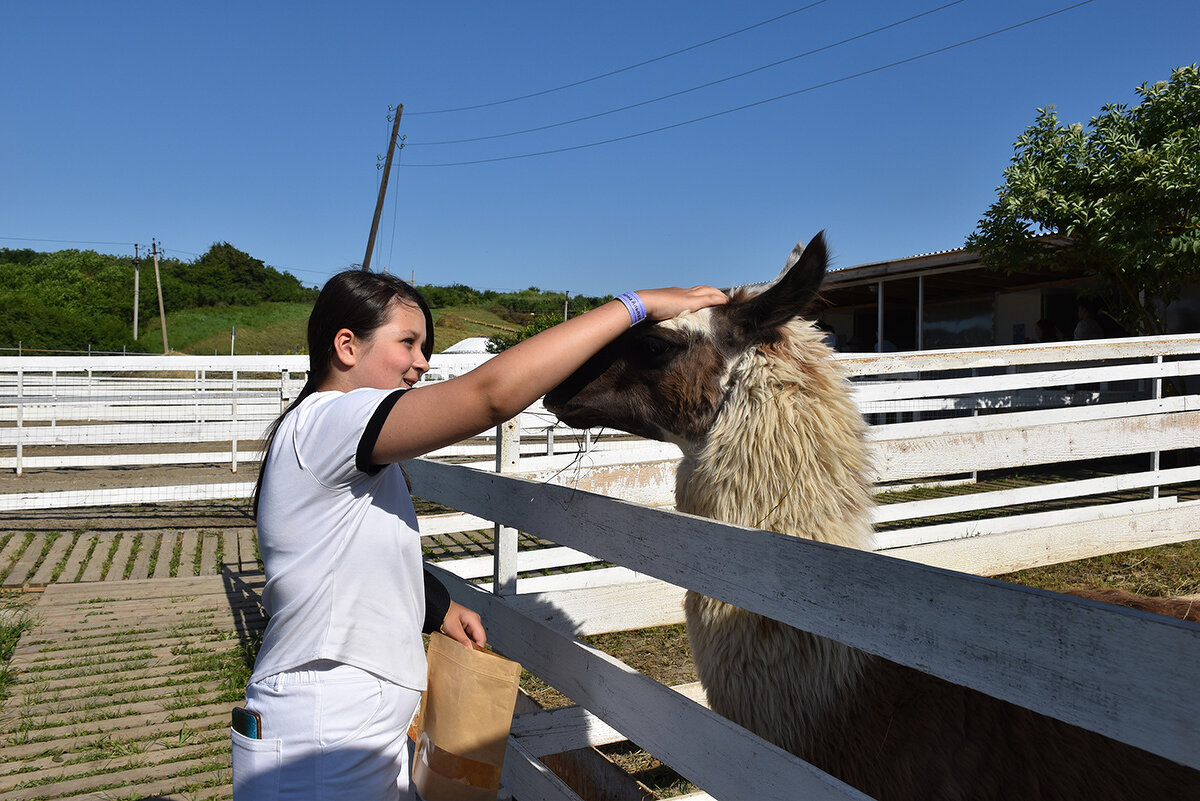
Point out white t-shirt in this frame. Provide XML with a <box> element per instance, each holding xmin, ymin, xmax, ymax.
<box><xmin>250</xmin><ymin>387</ymin><xmax>428</xmax><ymax>690</ymax></box>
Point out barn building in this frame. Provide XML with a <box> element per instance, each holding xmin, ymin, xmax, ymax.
<box><xmin>816</xmin><ymin>245</ymin><xmax>1200</xmax><ymax>352</ymax></box>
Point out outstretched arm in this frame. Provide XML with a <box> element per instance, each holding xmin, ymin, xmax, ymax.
<box><xmin>372</xmin><ymin>286</ymin><xmax>727</xmax><ymax>463</ymax></box>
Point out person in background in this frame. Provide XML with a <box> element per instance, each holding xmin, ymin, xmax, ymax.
<box><xmin>1035</xmin><ymin>318</ymin><xmax>1063</xmax><ymax>343</ymax></box>
<box><xmin>1074</xmin><ymin>301</ymin><xmax>1105</xmax><ymax>340</ymax></box>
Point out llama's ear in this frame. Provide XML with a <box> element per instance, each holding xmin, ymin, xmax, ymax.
<box><xmin>731</xmin><ymin>231</ymin><xmax>827</xmax><ymax>343</ymax></box>
<box><xmin>777</xmin><ymin>239</ymin><xmax>806</xmax><ymax>279</ymax></box>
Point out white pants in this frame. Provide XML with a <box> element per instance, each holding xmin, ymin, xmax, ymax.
<box><xmin>232</xmin><ymin>661</ymin><xmax>422</xmax><ymax>801</ymax></box>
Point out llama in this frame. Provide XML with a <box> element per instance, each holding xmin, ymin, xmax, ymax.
<box><xmin>544</xmin><ymin>233</ymin><xmax>1199</xmax><ymax>801</ymax></box>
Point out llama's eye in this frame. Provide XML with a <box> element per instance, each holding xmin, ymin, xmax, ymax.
<box><xmin>640</xmin><ymin>336</ymin><xmax>673</xmax><ymax>358</ymax></box>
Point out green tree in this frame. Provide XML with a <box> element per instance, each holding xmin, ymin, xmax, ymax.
<box><xmin>482</xmin><ymin>293</ymin><xmax>614</xmax><ymax>352</ymax></box>
<box><xmin>967</xmin><ymin>64</ymin><xmax>1200</xmax><ymax>334</ymax></box>
<box><xmin>0</xmin><ymin>242</ymin><xmax>315</xmax><ymax>352</ymax></box>
<box><xmin>417</xmin><ymin>283</ymin><xmax>494</xmax><ymax>308</ymax></box>
<box><xmin>486</xmin><ymin>314</ymin><xmax>561</xmax><ymax>353</ymax></box>
<box><xmin>180</xmin><ymin>242</ymin><xmax>313</xmax><ymax>306</ymax></box>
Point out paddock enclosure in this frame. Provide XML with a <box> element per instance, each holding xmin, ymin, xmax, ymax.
<box><xmin>2</xmin><ymin>336</ymin><xmax>1199</xmax><ymax>799</ymax></box>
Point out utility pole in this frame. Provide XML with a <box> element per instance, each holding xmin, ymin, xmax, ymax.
<box><xmin>132</xmin><ymin>243</ymin><xmax>141</xmax><ymax>340</ymax></box>
<box><xmin>363</xmin><ymin>103</ymin><xmax>403</xmax><ymax>272</ymax></box>
<box><xmin>152</xmin><ymin>239</ymin><xmax>169</xmax><ymax>354</ymax></box>
<box><xmin>563</xmin><ymin>291</ymin><xmax>570</xmax><ymax>321</ymax></box>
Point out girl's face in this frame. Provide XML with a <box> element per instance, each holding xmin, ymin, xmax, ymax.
<box><xmin>351</xmin><ymin>302</ymin><xmax>430</xmax><ymax>390</ymax></box>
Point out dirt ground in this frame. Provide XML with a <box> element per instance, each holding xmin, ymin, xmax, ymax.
<box><xmin>0</xmin><ymin>460</ymin><xmax>254</xmax><ymax>532</ymax></box>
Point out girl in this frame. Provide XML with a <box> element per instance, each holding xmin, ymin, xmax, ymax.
<box><xmin>233</xmin><ymin>270</ymin><xmax>727</xmax><ymax>800</ymax></box>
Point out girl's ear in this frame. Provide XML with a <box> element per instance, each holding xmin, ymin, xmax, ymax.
<box><xmin>331</xmin><ymin>328</ymin><xmax>358</xmax><ymax>368</ymax></box>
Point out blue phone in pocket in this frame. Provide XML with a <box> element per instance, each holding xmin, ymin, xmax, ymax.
<box><xmin>232</xmin><ymin>707</ymin><xmax>262</xmax><ymax>739</ymax></box>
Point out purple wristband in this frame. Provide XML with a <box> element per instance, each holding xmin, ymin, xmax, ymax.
<box><xmin>617</xmin><ymin>292</ymin><xmax>647</xmax><ymax>326</ymax></box>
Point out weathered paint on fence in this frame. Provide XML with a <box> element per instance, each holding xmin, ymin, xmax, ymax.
<box><xmin>410</xmin><ymin>459</ymin><xmax>1200</xmax><ymax>775</ymax></box>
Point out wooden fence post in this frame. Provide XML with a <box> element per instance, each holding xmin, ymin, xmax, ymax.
<box><xmin>231</xmin><ymin>368</ymin><xmax>239</xmax><ymax>473</ymax></box>
<box><xmin>494</xmin><ymin>418</ymin><xmax>520</xmax><ymax>595</ymax></box>
<box><xmin>1152</xmin><ymin>354</ymin><xmax>1163</xmax><ymax>500</ymax></box>
<box><xmin>15</xmin><ymin>366</ymin><xmax>23</xmax><ymax>476</ymax></box>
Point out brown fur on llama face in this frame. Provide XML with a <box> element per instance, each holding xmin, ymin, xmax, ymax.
<box><xmin>546</xmin><ymin>233</ymin><xmax>1200</xmax><ymax>801</ymax></box>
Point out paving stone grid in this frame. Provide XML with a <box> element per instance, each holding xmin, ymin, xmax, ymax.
<box><xmin>1</xmin><ymin>572</ymin><xmax>266</xmax><ymax>801</ymax></box>
<box><xmin>0</xmin><ymin>516</ymin><xmax>504</xmax><ymax>801</ymax></box>
<box><xmin>1</xmin><ymin>529</ymin><xmax>259</xmax><ymax>590</ymax></box>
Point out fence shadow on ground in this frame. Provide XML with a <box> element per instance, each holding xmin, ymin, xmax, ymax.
<box><xmin>222</xmin><ymin>565</ymin><xmax>267</xmax><ymax>669</ymax></box>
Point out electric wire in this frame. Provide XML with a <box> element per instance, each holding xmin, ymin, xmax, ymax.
<box><xmin>385</xmin><ymin>139</ymin><xmax>404</xmax><ymax>273</ymax></box>
<box><xmin>408</xmin><ymin>1</ymin><xmax>832</xmax><ymax>115</ymax></box>
<box><xmin>409</xmin><ymin>0</ymin><xmax>968</xmax><ymax>148</ymax></box>
<box><xmin>0</xmin><ymin>236</ymin><xmax>139</xmax><ymax>248</ymax></box>
<box><xmin>402</xmin><ymin>0</ymin><xmax>1097</xmax><ymax>168</ymax></box>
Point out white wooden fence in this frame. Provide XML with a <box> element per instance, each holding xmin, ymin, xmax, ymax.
<box><xmin>2</xmin><ymin>338</ymin><xmax>1200</xmax><ymax>798</ymax></box>
<box><xmin>0</xmin><ymin>353</ymin><xmax>612</xmax><ymax>509</ymax></box>
<box><xmin>405</xmin><ymin>335</ymin><xmax>1200</xmax><ymax>800</ymax></box>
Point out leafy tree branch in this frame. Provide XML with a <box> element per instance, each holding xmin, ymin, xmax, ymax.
<box><xmin>967</xmin><ymin>64</ymin><xmax>1200</xmax><ymax>335</ymax></box>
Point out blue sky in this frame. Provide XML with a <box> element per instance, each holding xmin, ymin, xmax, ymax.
<box><xmin>3</xmin><ymin>0</ymin><xmax>1196</xmax><ymax>296</ymax></box>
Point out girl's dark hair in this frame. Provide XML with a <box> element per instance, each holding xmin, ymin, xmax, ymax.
<box><xmin>251</xmin><ymin>270</ymin><xmax>434</xmax><ymax>517</ymax></box>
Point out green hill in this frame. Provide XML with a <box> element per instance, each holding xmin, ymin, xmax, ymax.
<box><xmin>0</xmin><ymin>243</ymin><xmax>314</xmax><ymax>355</ymax></box>
<box><xmin>1</xmin><ymin>244</ymin><xmax>609</xmax><ymax>356</ymax></box>
<box><xmin>139</xmin><ymin>302</ymin><xmax>313</xmax><ymax>355</ymax></box>
<box><xmin>145</xmin><ymin>302</ymin><xmax>519</xmax><ymax>355</ymax></box>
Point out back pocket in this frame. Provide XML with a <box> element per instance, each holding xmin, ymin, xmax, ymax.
<box><xmin>232</xmin><ymin>728</ymin><xmax>282</xmax><ymax>801</ymax></box>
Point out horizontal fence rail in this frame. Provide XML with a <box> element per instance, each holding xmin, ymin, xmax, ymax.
<box><xmin>409</xmin><ymin>460</ymin><xmax>1200</xmax><ymax>797</ymax></box>
<box><xmin>0</xmin><ymin>355</ymin><xmax>627</xmax><ymax>480</ymax></box>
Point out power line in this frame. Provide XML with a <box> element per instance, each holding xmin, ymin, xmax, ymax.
<box><xmin>402</xmin><ymin>0</ymin><xmax>1098</xmax><ymax>168</ymax></box>
<box><xmin>385</xmin><ymin>137</ymin><xmax>405</xmax><ymax>273</ymax></box>
<box><xmin>408</xmin><ymin>0</ymin><xmax>968</xmax><ymax>148</ymax></box>
<box><xmin>408</xmin><ymin>1</ymin><xmax>831</xmax><ymax>116</ymax></box>
<box><xmin>0</xmin><ymin>235</ymin><xmax>139</xmax><ymax>248</ymax></box>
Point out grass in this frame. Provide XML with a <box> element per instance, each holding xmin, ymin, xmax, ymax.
<box><xmin>1</xmin><ymin>533</ymin><xmax>36</xmax><ymax>584</ymax></box>
<box><xmin>132</xmin><ymin>298</ymin><xmax>516</xmax><ymax>357</ymax></box>
<box><xmin>138</xmin><ymin>302</ymin><xmax>312</xmax><ymax>355</ymax></box>
<box><xmin>192</xmin><ymin>534</ymin><xmax>205</xmax><ymax>577</ymax></box>
<box><xmin>998</xmin><ymin>538</ymin><xmax>1200</xmax><ymax>597</ymax></box>
<box><xmin>1</xmin><ymin>592</ymin><xmax>36</xmax><ymax>702</ymax></box>
<box><xmin>144</xmin><ymin>532</ymin><xmax>163</xmax><ymax>578</ymax></box>
<box><xmin>122</xmin><ymin>534</ymin><xmax>141</xmax><ymax>580</ymax></box>
<box><xmin>0</xmin><ymin>586</ymin><xmax>255</xmax><ymax>799</ymax></box>
<box><xmin>98</xmin><ymin>534</ymin><xmax>122</xmax><ymax>581</ymax></box>
<box><xmin>50</xmin><ymin>532</ymin><xmax>80</xmax><ymax>583</ymax></box>
<box><xmin>429</xmin><ymin>305</ymin><xmax>517</xmax><ymax>350</ymax></box>
<box><xmin>74</xmin><ymin>536</ymin><xmax>100</xmax><ymax>583</ymax></box>
<box><xmin>169</xmin><ymin>534</ymin><xmax>182</xmax><ymax>577</ymax></box>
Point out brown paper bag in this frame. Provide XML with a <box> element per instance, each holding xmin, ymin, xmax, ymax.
<box><xmin>409</xmin><ymin>632</ymin><xmax>522</xmax><ymax>801</ymax></box>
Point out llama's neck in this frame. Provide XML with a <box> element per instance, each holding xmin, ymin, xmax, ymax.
<box><xmin>675</xmin><ymin>324</ymin><xmax>875</xmax><ymax>550</ymax></box>
<box><xmin>676</xmin><ymin>326</ymin><xmax>877</xmax><ymax>745</ymax></box>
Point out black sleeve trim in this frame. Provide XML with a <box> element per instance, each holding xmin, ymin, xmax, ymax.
<box><xmin>355</xmin><ymin>389</ymin><xmax>407</xmax><ymax>475</ymax></box>
<box><xmin>422</xmin><ymin>569</ymin><xmax>451</xmax><ymax>634</ymax></box>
